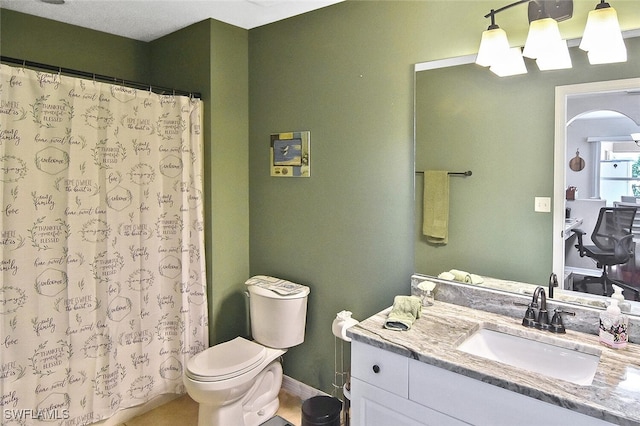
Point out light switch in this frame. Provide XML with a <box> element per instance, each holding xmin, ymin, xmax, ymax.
<box><xmin>534</xmin><ymin>197</ymin><xmax>551</xmax><ymax>213</ymax></box>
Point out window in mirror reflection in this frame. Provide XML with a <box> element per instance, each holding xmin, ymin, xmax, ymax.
<box><xmin>599</xmin><ymin>142</ymin><xmax>640</xmax><ymax>204</ymax></box>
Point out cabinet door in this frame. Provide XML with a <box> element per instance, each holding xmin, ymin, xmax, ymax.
<box><xmin>351</xmin><ymin>340</ymin><xmax>409</xmax><ymax>397</ymax></box>
<box><xmin>351</xmin><ymin>378</ymin><xmax>468</xmax><ymax>426</ymax></box>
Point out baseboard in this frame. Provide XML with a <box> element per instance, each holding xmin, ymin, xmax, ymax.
<box><xmin>281</xmin><ymin>375</ymin><xmax>327</xmax><ymax>401</ymax></box>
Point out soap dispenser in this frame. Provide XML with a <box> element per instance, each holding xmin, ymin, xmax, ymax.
<box><xmin>611</xmin><ymin>284</ymin><xmax>632</xmax><ymax>313</ymax></box>
<box><xmin>599</xmin><ymin>298</ymin><xmax>628</xmax><ymax>349</ymax></box>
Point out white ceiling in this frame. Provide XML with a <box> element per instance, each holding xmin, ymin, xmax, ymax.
<box><xmin>0</xmin><ymin>0</ymin><xmax>344</xmax><ymax>42</ymax></box>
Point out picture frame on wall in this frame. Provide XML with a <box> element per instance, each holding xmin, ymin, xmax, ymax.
<box><xmin>270</xmin><ymin>131</ymin><xmax>310</xmax><ymax>177</ymax></box>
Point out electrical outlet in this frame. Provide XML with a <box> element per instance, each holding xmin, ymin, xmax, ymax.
<box><xmin>534</xmin><ymin>197</ymin><xmax>551</xmax><ymax>213</ymax></box>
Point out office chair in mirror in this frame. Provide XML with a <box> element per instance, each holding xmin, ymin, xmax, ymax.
<box><xmin>573</xmin><ymin>207</ymin><xmax>640</xmax><ymax>301</ymax></box>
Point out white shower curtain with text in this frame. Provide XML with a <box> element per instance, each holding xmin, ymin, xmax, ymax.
<box><xmin>0</xmin><ymin>64</ymin><xmax>208</xmax><ymax>425</ymax></box>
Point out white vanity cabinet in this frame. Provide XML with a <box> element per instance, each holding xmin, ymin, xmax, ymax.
<box><xmin>351</xmin><ymin>340</ymin><xmax>613</xmax><ymax>426</ymax></box>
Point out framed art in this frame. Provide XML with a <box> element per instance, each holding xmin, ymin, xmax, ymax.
<box><xmin>270</xmin><ymin>131</ymin><xmax>310</xmax><ymax>177</ymax></box>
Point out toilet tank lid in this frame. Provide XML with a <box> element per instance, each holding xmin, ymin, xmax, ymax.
<box><xmin>246</xmin><ymin>275</ymin><xmax>310</xmax><ymax>299</ymax></box>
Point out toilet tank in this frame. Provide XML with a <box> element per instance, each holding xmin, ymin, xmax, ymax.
<box><xmin>247</xmin><ymin>282</ymin><xmax>310</xmax><ymax>349</ymax></box>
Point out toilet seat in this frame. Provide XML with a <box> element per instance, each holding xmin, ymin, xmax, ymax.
<box><xmin>186</xmin><ymin>337</ymin><xmax>267</xmax><ymax>382</ymax></box>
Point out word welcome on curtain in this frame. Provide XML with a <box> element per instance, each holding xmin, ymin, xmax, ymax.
<box><xmin>0</xmin><ymin>64</ymin><xmax>208</xmax><ymax>425</ymax></box>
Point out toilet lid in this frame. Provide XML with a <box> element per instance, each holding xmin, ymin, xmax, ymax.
<box><xmin>186</xmin><ymin>337</ymin><xmax>266</xmax><ymax>382</ymax></box>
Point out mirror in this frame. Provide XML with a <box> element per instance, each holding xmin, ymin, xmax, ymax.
<box><xmin>414</xmin><ymin>36</ymin><xmax>640</xmax><ymax>313</ymax></box>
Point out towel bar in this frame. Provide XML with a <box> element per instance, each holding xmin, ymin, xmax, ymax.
<box><xmin>415</xmin><ymin>170</ymin><xmax>472</xmax><ymax>177</ymax></box>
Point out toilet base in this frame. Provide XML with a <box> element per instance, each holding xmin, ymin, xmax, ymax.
<box><xmin>244</xmin><ymin>395</ymin><xmax>279</xmax><ymax>426</ymax></box>
<box><xmin>195</xmin><ymin>360</ymin><xmax>283</xmax><ymax>426</ymax></box>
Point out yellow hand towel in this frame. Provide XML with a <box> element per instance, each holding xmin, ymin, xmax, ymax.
<box><xmin>469</xmin><ymin>274</ymin><xmax>484</xmax><ymax>284</ymax></box>
<box><xmin>422</xmin><ymin>170</ymin><xmax>449</xmax><ymax>245</ymax></box>
<box><xmin>384</xmin><ymin>296</ymin><xmax>422</xmax><ymax>331</ymax></box>
<box><xmin>438</xmin><ymin>271</ymin><xmax>455</xmax><ymax>281</ymax></box>
<box><xmin>449</xmin><ymin>269</ymin><xmax>472</xmax><ymax>283</ymax></box>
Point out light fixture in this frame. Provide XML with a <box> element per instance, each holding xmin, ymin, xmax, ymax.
<box><xmin>523</xmin><ymin>18</ymin><xmax>572</xmax><ymax>70</ymax></box>
<box><xmin>632</xmin><ymin>133</ymin><xmax>640</xmax><ymax>146</ymax></box>
<box><xmin>476</xmin><ymin>10</ymin><xmax>512</xmax><ymax>67</ymax></box>
<box><xmin>490</xmin><ymin>48</ymin><xmax>528</xmax><ymax>76</ymax></box>
<box><xmin>523</xmin><ymin>18</ymin><xmax>562</xmax><ymax>59</ymax></box>
<box><xmin>580</xmin><ymin>0</ymin><xmax>626</xmax><ymax>64</ymax></box>
<box><xmin>477</xmin><ymin>0</ymin><xmax>628</xmax><ymax>77</ymax></box>
<box><xmin>535</xmin><ymin>39</ymin><xmax>572</xmax><ymax>70</ymax></box>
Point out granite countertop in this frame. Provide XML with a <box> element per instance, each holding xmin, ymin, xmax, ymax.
<box><xmin>347</xmin><ymin>301</ymin><xmax>640</xmax><ymax>426</ymax></box>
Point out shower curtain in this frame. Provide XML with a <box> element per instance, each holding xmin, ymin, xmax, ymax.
<box><xmin>0</xmin><ymin>64</ymin><xmax>208</xmax><ymax>425</ymax></box>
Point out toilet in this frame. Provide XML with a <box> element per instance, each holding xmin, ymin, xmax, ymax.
<box><xmin>184</xmin><ymin>276</ymin><xmax>310</xmax><ymax>426</ymax></box>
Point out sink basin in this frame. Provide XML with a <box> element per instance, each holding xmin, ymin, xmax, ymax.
<box><xmin>457</xmin><ymin>325</ymin><xmax>601</xmax><ymax>386</ymax></box>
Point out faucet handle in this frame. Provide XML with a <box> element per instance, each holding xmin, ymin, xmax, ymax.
<box><xmin>549</xmin><ymin>308</ymin><xmax>575</xmax><ymax>334</ymax></box>
<box><xmin>535</xmin><ymin>308</ymin><xmax>550</xmax><ymax>330</ymax></box>
<box><xmin>521</xmin><ymin>303</ymin><xmax>537</xmax><ymax>328</ymax></box>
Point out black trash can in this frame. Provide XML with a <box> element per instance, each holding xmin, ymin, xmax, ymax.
<box><xmin>301</xmin><ymin>395</ymin><xmax>342</xmax><ymax>426</ymax></box>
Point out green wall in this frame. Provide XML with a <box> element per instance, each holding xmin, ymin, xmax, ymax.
<box><xmin>248</xmin><ymin>1</ymin><xmax>418</xmax><ymax>389</ymax></box>
<box><xmin>0</xmin><ymin>10</ymin><xmax>149</xmax><ymax>80</ymax></box>
<box><xmin>148</xmin><ymin>20</ymin><xmax>251</xmax><ymax>344</ymax></box>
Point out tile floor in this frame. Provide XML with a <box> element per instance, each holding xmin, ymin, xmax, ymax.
<box><xmin>120</xmin><ymin>389</ymin><xmax>302</xmax><ymax>426</ymax></box>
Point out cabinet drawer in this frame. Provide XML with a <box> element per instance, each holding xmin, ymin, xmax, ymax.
<box><xmin>409</xmin><ymin>360</ymin><xmax>613</xmax><ymax>426</ymax></box>
<box><xmin>351</xmin><ymin>340</ymin><xmax>408</xmax><ymax>398</ymax></box>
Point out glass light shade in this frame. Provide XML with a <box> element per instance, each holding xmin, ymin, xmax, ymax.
<box><xmin>587</xmin><ymin>46</ymin><xmax>627</xmax><ymax>64</ymax></box>
<box><xmin>523</xmin><ymin>18</ymin><xmax>563</xmax><ymax>59</ymax></box>
<box><xmin>489</xmin><ymin>48</ymin><xmax>527</xmax><ymax>77</ymax></box>
<box><xmin>580</xmin><ymin>6</ymin><xmax>627</xmax><ymax>64</ymax></box>
<box><xmin>536</xmin><ymin>40</ymin><xmax>572</xmax><ymax>70</ymax></box>
<box><xmin>476</xmin><ymin>27</ymin><xmax>511</xmax><ymax>67</ymax></box>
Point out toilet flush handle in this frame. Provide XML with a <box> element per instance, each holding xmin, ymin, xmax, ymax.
<box><xmin>244</xmin><ymin>290</ymin><xmax>251</xmax><ymax>338</ymax></box>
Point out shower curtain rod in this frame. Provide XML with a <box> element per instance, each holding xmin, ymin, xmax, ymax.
<box><xmin>1</xmin><ymin>55</ymin><xmax>201</xmax><ymax>99</ymax></box>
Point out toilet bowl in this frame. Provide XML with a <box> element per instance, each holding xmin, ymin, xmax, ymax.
<box><xmin>184</xmin><ymin>337</ymin><xmax>286</xmax><ymax>426</ymax></box>
<box><xmin>184</xmin><ymin>276</ymin><xmax>310</xmax><ymax>426</ymax></box>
